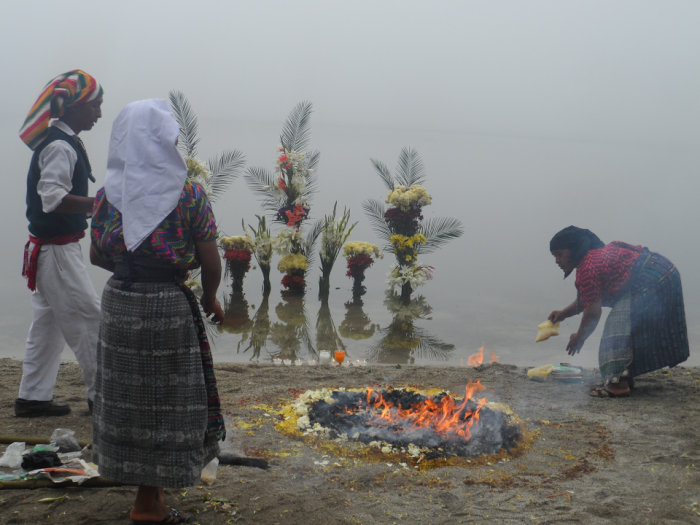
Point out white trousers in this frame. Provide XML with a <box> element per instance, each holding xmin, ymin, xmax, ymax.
<box><xmin>19</xmin><ymin>242</ymin><xmax>100</xmax><ymax>402</ymax></box>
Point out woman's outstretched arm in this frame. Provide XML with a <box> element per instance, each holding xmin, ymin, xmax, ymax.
<box><xmin>548</xmin><ymin>299</ymin><xmax>580</xmax><ymax>324</ymax></box>
<box><xmin>195</xmin><ymin>239</ymin><xmax>224</xmax><ymax>324</ymax></box>
<box><xmin>566</xmin><ymin>300</ymin><xmax>602</xmax><ymax>355</ymax></box>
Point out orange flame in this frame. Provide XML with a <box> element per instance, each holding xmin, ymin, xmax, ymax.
<box><xmin>467</xmin><ymin>346</ymin><xmax>484</xmax><ymax>367</ymax></box>
<box><xmin>489</xmin><ymin>353</ymin><xmax>499</xmax><ymax>364</ymax></box>
<box><xmin>359</xmin><ymin>382</ymin><xmax>487</xmax><ymax>441</ymax></box>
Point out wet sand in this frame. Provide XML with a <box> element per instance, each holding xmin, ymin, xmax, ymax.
<box><xmin>0</xmin><ymin>358</ymin><xmax>699</xmax><ymax>524</ymax></box>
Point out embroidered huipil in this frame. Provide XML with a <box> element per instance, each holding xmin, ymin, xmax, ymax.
<box><xmin>91</xmin><ymin>180</ymin><xmax>216</xmax><ymax>269</ymax></box>
<box><xmin>575</xmin><ymin>242</ymin><xmax>642</xmax><ymax>307</ymax></box>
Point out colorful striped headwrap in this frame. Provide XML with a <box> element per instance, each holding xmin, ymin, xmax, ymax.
<box><xmin>19</xmin><ymin>70</ymin><xmax>104</xmax><ymax>150</ymax></box>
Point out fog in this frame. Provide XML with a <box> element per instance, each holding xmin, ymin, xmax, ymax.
<box><xmin>1</xmin><ymin>1</ymin><xmax>698</xmax><ymax>367</ymax></box>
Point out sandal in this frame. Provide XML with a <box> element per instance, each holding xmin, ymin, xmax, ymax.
<box><xmin>589</xmin><ymin>386</ymin><xmax>629</xmax><ymax>398</ymax></box>
<box><xmin>132</xmin><ymin>508</ymin><xmax>189</xmax><ymax>525</ymax></box>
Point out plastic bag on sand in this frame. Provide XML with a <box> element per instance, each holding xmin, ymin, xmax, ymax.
<box><xmin>528</xmin><ymin>364</ymin><xmax>553</xmax><ymax>382</ymax></box>
<box><xmin>0</xmin><ymin>442</ymin><xmax>26</xmax><ymax>469</ymax></box>
<box><xmin>50</xmin><ymin>428</ymin><xmax>81</xmax><ymax>453</ymax></box>
<box><xmin>535</xmin><ymin>320</ymin><xmax>560</xmax><ymax>343</ymax></box>
<box><xmin>201</xmin><ymin>458</ymin><xmax>219</xmax><ymax>486</ymax></box>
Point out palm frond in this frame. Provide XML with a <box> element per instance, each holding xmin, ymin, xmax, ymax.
<box><xmin>370</xmin><ymin>159</ymin><xmax>395</xmax><ymax>191</ymax></box>
<box><xmin>207</xmin><ymin>149</ymin><xmax>246</xmax><ymax>204</ymax></box>
<box><xmin>412</xmin><ymin>327</ymin><xmax>455</xmax><ymax>360</ymax></box>
<box><xmin>362</xmin><ymin>199</ymin><xmax>392</xmax><ymax>248</ymax></box>
<box><xmin>303</xmin><ymin>150</ymin><xmax>321</xmax><ymax>200</ymax></box>
<box><xmin>244</xmin><ymin>166</ymin><xmax>285</xmax><ymax>213</ymax></box>
<box><xmin>418</xmin><ymin>217</ymin><xmax>464</xmax><ymax>254</ymax></box>
<box><xmin>281</xmin><ymin>101</ymin><xmax>313</xmax><ymax>153</ymax></box>
<box><xmin>168</xmin><ymin>90</ymin><xmax>199</xmax><ymax>158</ymax></box>
<box><xmin>302</xmin><ymin>219</ymin><xmax>324</xmax><ymax>268</ymax></box>
<box><xmin>395</xmin><ymin>147</ymin><xmax>427</xmax><ymax>188</ymax></box>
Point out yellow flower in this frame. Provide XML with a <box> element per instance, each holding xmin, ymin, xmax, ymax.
<box><xmin>389</xmin><ymin>234</ymin><xmax>426</xmax><ymax>255</ymax></box>
<box><xmin>386</xmin><ymin>185</ymin><xmax>432</xmax><ymax>211</ymax></box>
<box><xmin>219</xmin><ymin>235</ymin><xmax>253</xmax><ymax>250</ymax></box>
<box><xmin>278</xmin><ymin>253</ymin><xmax>309</xmax><ymax>273</ymax></box>
<box><xmin>343</xmin><ymin>241</ymin><xmax>382</xmax><ymax>259</ymax></box>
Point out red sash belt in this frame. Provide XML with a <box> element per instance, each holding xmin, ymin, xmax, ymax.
<box><xmin>22</xmin><ymin>232</ymin><xmax>85</xmax><ymax>291</ymax></box>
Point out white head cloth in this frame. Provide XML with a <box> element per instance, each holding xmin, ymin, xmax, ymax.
<box><xmin>104</xmin><ymin>99</ymin><xmax>187</xmax><ymax>251</ymax></box>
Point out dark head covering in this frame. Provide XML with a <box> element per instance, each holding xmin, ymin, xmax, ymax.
<box><xmin>550</xmin><ymin>226</ymin><xmax>605</xmax><ymax>276</ymax></box>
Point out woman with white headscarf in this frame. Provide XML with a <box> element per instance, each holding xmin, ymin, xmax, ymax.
<box><xmin>90</xmin><ymin>99</ymin><xmax>225</xmax><ymax>524</ymax></box>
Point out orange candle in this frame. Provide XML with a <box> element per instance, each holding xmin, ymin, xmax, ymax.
<box><xmin>334</xmin><ymin>350</ymin><xmax>345</xmax><ymax>365</ymax></box>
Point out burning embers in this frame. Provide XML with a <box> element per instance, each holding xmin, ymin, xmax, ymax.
<box><xmin>284</xmin><ymin>384</ymin><xmax>528</xmax><ymax>461</ymax></box>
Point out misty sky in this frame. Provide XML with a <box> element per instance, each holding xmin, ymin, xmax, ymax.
<box><xmin>1</xmin><ymin>1</ymin><xmax>699</xmax><ymax>366</ymax></box>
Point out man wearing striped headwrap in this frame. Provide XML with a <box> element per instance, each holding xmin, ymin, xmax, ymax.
<box><xmin>16</xmin><ymin>70</ymin><xmax>104</xmax><ymax>418</ymax></box>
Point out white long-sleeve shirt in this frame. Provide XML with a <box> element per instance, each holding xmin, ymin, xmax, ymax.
<box><xmin>36</xmin><ymin>121</ymin><xmax>78</xmax><ymax>213</ymax></box>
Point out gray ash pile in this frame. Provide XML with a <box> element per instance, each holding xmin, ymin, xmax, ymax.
<box><xmin>307</xmin><ymin>385</ymin><xmax>524</xmax><ymax>458</ymax></box>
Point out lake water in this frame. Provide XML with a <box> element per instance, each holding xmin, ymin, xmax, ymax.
<box><xmin>1</xmin><ymin>116</ymin><xmax>698</xmax><ymax>370</ymax></box>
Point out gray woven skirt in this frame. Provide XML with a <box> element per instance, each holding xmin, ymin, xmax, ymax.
<box><xmin>599</xmin><ymin>249</ymin><xmax>689</xmax><ymax>383</ymax></box>
<box><xmin>92</xmin><ymin>277</ymin><xmax>219</xmax><ymax>488</ymax></box>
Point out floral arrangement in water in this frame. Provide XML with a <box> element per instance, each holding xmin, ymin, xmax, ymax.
<box><xmin>343</xmin><ymin>241</ymin><xmax>383</xmax><ymax>296</ymax></box>
<box><xmin>385</xmin><ymin>261</ymin><xmax>434</xmax><ymax>291</ymax></box>
<box><xmin>220</xmin><ymin>235</ymin><xmax>253</xmax><ymax>292</ymax></box>
<box><xmin>363</xmin><ymin>148</ymin><xmax>463</xmax><ymax>302</ymax></box>
<box><xmin>318</xmin><ymin>203</ymin><xmax>357</xmax><ymax>298</ymax></box>
<box><xmin>244</xmin><ymin>216</ymin><xmax>275</xmax><ymax>293</ymax></box>
<box><xmin>245</xmin><ymin>102</ymin><xmax>322</xmax><ymax>294</ymax></box>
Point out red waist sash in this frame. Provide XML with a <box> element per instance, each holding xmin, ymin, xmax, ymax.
<box><xmin>22</xmin><ymin>232</ymin><xmax>85</xmax><ymax>291</ymax></box>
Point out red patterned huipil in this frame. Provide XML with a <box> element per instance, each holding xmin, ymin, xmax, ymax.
<box><xmin>575</xmin><ymin>242</ymin><xmax>642</xmax><ymax>307</ymax></box>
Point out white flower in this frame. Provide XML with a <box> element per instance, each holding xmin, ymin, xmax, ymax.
<box><xmin>291</xmin><ymin>174</ymin><xmax>307</xmax><ymax>193</ymax></box>
<box><xmin>275</xmin><ymin>227</ymin><xmax>305</xmax><ymax>256</ymax></box>
<box><xmin>297</xmin><ymin>415</ymin><xmax>310</xmax><ymax>429</ymax></box>
<box><xmin>381</xmin><ymin>446</ymin><xmax>392</xmax><ymax>454</ymax></box>
<box><xmin>296</xmin><ymin>406</ymin><xmax>308</xmax><ymax>416</ymax></box>
<box><xmin>407</xmin><ymin>444</ymin><xmax>421</xmax><ymax>457</ymax></box>
<box><xmin>385</xmin><ymin>261</ymin><xmax>431</xmax><ymax>291</ymax></box>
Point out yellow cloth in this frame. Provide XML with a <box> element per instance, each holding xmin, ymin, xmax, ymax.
<box><xmin>535</xmin><ymin>320</ymin><xmax>560</xmax><ymax>342</ymax></box>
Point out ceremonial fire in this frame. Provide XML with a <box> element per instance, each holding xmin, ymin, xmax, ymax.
<box><xmin>285</xmin><ymin>382</ymin><xmax>528</xmax><ymax>460</ymax></box>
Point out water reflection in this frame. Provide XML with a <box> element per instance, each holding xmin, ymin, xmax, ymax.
<box><xmin>316</xmin><ymin>299</ymin><xmax>346</xmax><ymax>355</ymax></box>
<box><xmin>240</xmin><ymin>293</ymin><xmax>272</xmax><ymax>360</ymax></box>
<box><xmin>219</xmin><ymin>291</ymin><xmax>254</xmax><ymax>338</ymax></box>
<box><xmin>366</xmin><ymin>292</ymin><xmax>455</xmax><ymax>365</ymax></box>
<box><xmin>270</xmin><ymin>292</ymin><xmax>315</xmax><ymax>360</ymax></box>
<box><xmin>339</xmin><ymin>296</ymin><xmax>378</xmax><ymax>341</ymax></box>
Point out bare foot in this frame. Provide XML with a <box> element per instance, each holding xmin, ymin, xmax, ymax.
<box><xmin>130</xmin><ymin>501</ymin><xmax>187</xmax><ymax>523</ymax></box>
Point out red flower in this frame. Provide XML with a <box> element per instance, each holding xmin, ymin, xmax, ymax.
<box><xmin>346</xmin><ymin>254</ymin><xmax>375</xmax><ymax>278</ymax></box>
<box><xmin>223</xmin><ymin>249</ymin><xmax>252</xmax><ymax>274</ymax></box>
<box><xmin>384</xmin><ymin>207</ymin><xmax>423</xmax><ymax>226</ymax></box>
<box><xmin>279</xmin><ymin>154</ymin><xmax>289</xmax><ymax>163</ymax></box>
<box><xmin>285</xmin><ymin>204</ymin><xmax>307</xmax><ymax>227</ymax></box>
<box><xmin>223</xmin><ymin>249</ymin><xmax>252</xmax><ymax>263</ymax></box>
<box><xmin>278</xmin><ymin>177</ymin><xmax>287</xmax><ymax>192</ymax></box>
<box><xmin>282</xmin><ymin>274</ymin><xmax>306</xmax><ymax>291</ymax></box>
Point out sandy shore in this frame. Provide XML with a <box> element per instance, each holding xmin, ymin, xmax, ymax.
<box><xmin>0</xmin><ymin>358</ymin><xmax>699</xmax><ymax>525</ymax></box>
